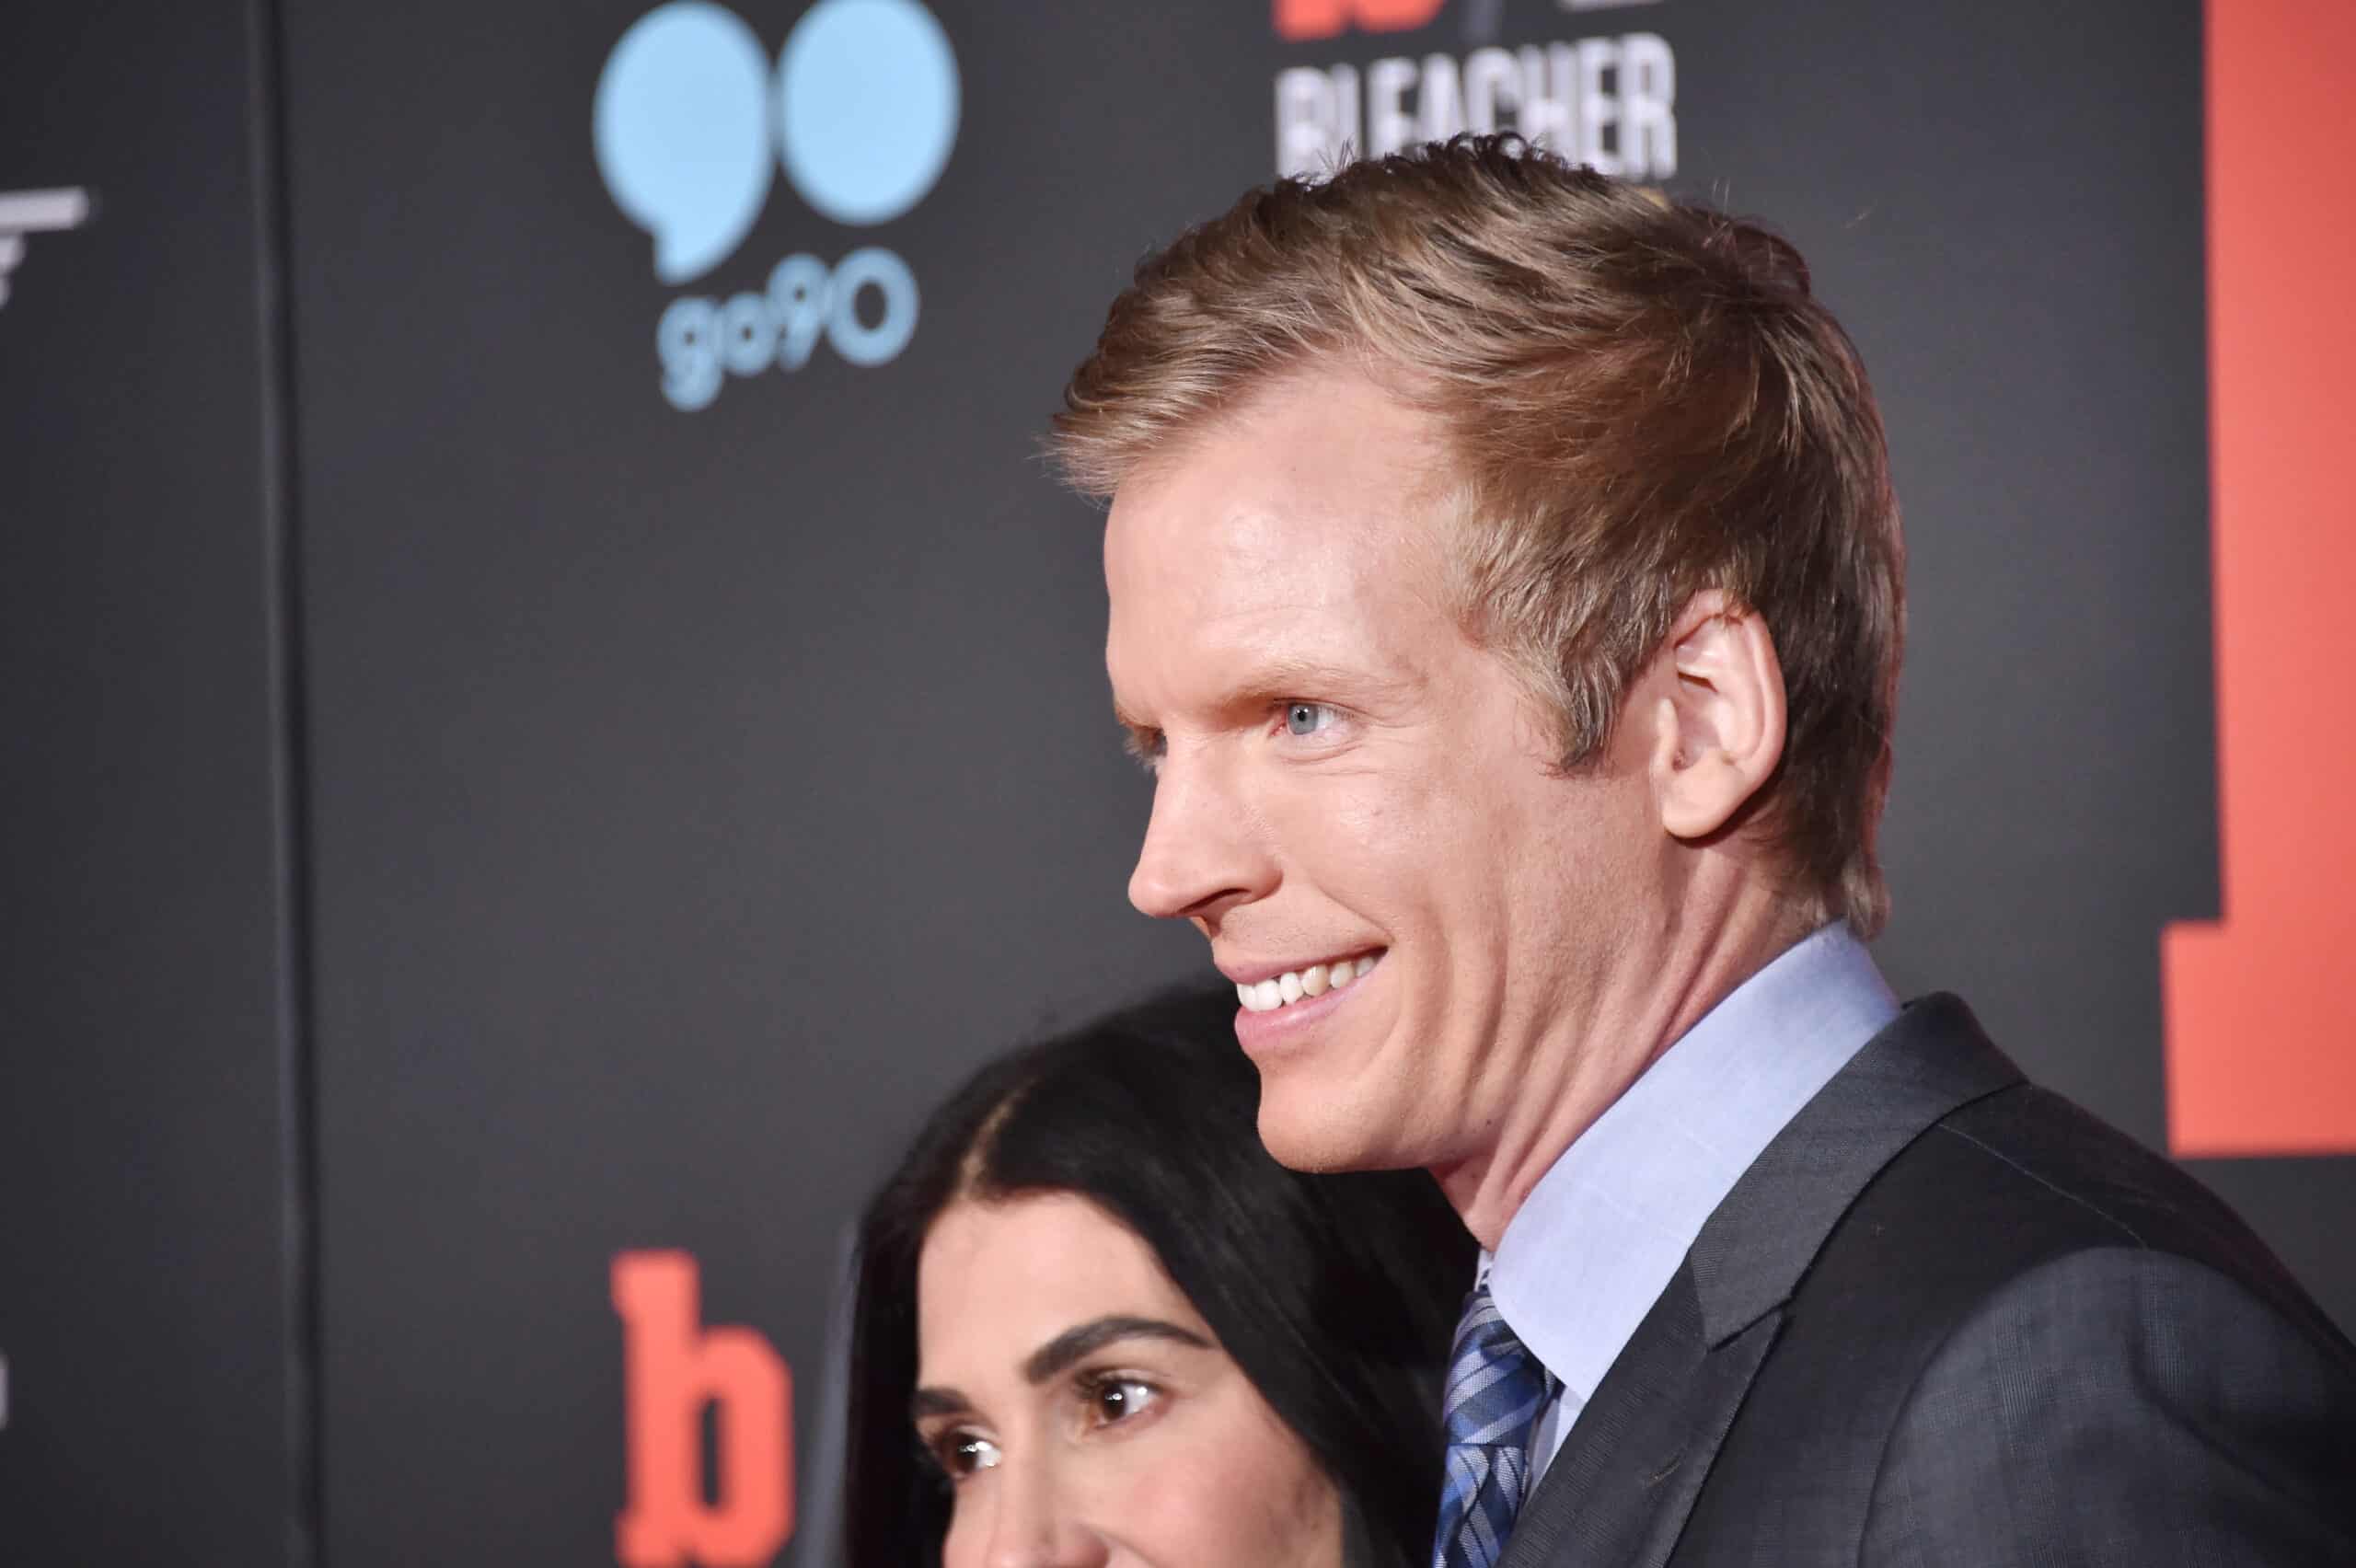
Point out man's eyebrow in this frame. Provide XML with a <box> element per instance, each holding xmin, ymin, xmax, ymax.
<box><xmin>1022</xmin><ymin>1315</ymin><xmax>1212</xmax><ymax>1384</ymax></box>
<box><xmin>910</xmin><ymin>1385</ymin><xmax>973</xmax><ymax>1419</ymax></box>
<box><xmin>1112</xmin><ymin>663</ymin><xmax>1413</xmax><ymax>732</ymax></box>
<box><xmin>1227</xmin><ymin>656</ymin><xmax>1398</xmax><ymax>699</ymax></box>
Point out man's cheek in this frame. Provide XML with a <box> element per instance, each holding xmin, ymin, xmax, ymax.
<box><xmin>1301</xmin><ymin>767</ymin><xmax>1414</xmax><ymax>844</ymax></box>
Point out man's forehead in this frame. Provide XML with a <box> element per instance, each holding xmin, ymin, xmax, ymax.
<box><xmin>1101</xmin><ymin>369</ymin><xmax>1459</xmax><ymax>697</ymax></box>
<box><xmin>1109</xmin><ymin>365</ymin><xmax>1445</xmax><ymax>533</ymax></box>
<box><xmin>1104</xmin><ymin>510</ymin><xmax>1451</xmax><ymax>721</ymax></box>
<box><xmin>1111</xmin><ymin>497</ymin><xmax>1358</xmax><ymax>608</ymax></box>
<box><xmin>1107</xmin><ymin>399</ymin><xmax>1445</xmax><ymax>588</ymax></box>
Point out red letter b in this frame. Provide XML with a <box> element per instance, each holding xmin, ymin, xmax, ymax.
<box><xmin>614</xmin><ymin>1251</ymin><xmax>793</xmax><ymax>1568</ymax></box>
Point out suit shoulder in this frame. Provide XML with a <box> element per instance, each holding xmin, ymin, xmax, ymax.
<box><xmin>1854</xmin><ymin>1083</ymin><xmax>2350</xmax><ymax>1357</ymax></box>
<box><xmin>1674</xmin><ymin>1046</ymin><xmax>2356</xmax><ymax>1562</ymax></box>
<box><xmin>1935</xmin><ymin>1085</ymin><xmax>2246</xmax><ymax>1240</ymax></box>
<box><xmin>1860</xmin><ymin>1245</ymin><xmax>2356</xmax><ymax>1562</ymax></box>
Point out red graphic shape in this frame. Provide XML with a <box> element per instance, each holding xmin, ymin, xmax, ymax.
<box><xmin>614</xmin><ymin>1251</ymin><xmax>794</xmax><ymax>1568</ymax></box>
<box><xmin>2162</xmin><ymin>0</ymin><xmax>2356</xmax><ymax>1156</ymax></box>
<box><xmin>1274</xmin><ymin>0</ymin><xmax>1445</xmax><ymax>42</ymax></box>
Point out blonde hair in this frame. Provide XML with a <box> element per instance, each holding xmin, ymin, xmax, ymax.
<box><xmin>1052</xmin><ymin>135</ymin><xmax>1904</xmax><ymax>935</ymax></box>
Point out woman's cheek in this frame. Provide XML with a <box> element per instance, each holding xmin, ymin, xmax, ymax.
<box><xmin>938</xmin><ymin>1493</ymin><xmax>987</xmax><ymax>1568</ymax></box>
<box><xmin>1113</xmin><ymin>1396</ymin><xmax>1342</xmax><ymax>1567</ymax></box>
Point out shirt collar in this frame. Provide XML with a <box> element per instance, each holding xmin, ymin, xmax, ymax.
<box><xmin>1484</xmin><ymin>923</ymin><xmax>1898</xmax><ymax>1404</ymax></box>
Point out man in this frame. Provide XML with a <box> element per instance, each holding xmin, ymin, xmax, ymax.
<box><xmin>1052</xmin><ymin>137</ymin><xmax>2356</xmax><ymax>1566</ymax></box>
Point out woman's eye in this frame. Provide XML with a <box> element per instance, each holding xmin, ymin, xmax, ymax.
<box><xmin>1084</xmin><ymin>1377</ymin><xmax>1161</xmax><ymax>1427</ymax></box>
<box><xmin>1283</xmin><ymin>702</ymin><xmax>1338</xmax><ymax>737</ymax></box>
<box><xmin>1123</xmin><ymin>725</ymin><xmax>1167</xmax><ymax>771</ymax></box>
<box><xmin>934</xmin><ymin>1431</ymin><xmax>1001</xmax><ymax>1481</ymax></box>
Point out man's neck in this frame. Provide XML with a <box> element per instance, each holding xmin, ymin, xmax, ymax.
<box><xmin>1434</xmin><ymin>887</ymin><xmax>1819</xmax><ymax>1251</ymax></box>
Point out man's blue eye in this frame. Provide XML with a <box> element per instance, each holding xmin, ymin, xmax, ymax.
<box><xmin>1285</xmin><ymin>703</ymin><xmax>1335</xmax><ymax>737</ymax></box>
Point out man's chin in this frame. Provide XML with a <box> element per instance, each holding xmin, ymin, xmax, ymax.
<box><xmin>1253</xmin><ymin>1080</ymin><xmax>1403</xmax><ymax>1173</ymax></box>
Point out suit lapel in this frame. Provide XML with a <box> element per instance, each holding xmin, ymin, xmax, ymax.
<box><xmin>1499</xmin><ymin>1269</ymin><xmax>1781</xmax><ymax>1568</ymax></box>
<box><xmin>1497</xmin><ymin>996</ymin><xmax>2022</xmax><ymax>1566</ymax></box>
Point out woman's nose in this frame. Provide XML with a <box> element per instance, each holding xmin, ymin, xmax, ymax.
<box><xmin>975</xmin><ymin>1460</ymin><xmax>1112</xmax><ymax>1568</ymax></box>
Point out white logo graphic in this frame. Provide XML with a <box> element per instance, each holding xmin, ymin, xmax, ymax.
<box><xmin>1275</xmin><ymin>29</ymin><xmax>1677</xmax><ymax>183</ymax></box>
<box><xmin>0</xmin><ymin>189</ymin><xmax>94</xmax><ymax>310</ymax></box>
<box><xmin>595</xmin><ymin>0</ymin><xmax>960</xmax><ymax>411</ymax></box>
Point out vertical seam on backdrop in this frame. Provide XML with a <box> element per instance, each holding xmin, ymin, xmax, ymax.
<box><xmin>241</xmin><ymin>0</ymin><xmax>325</xmax><ymax>1562</ymax></box>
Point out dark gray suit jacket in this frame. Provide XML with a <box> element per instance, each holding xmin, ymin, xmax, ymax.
<box><xmin>1498</xmin><ymin>995</ymin><xmax>2356</xmax><ymax>1567</ymax></box>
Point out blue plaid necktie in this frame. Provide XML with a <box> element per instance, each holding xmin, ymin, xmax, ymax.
<box><xmin>1431</xmin><ymin>1285</ymin><xmax>1554</xmax><ymax>1568</ymax></box>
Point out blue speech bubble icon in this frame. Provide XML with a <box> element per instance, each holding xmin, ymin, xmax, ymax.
<box><xmin>776</xmin><ymin>0</ymin><xmax>960</xmax><ymax>227</ymax></box>
<box><xmin>594</xmin><ymin>1</ymin><xmax>775</xmax><ymax>283</ymax></box>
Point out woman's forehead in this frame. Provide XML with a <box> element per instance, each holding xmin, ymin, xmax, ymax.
<box><xmin>914</xmin><ymin>1193</ymin><xmax>1206</xmax><ymax>1372</ymax></box>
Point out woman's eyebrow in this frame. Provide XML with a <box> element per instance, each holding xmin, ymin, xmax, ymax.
<box><xmin>910</xmin><ymin>1386</ymin><xmax>972</xmax><ymax>1419</ymax></box>
<box><xmin>1022</xmin><ymin>1315</ymin><xmax>1211</xmax><ymax>1384</ymax></box>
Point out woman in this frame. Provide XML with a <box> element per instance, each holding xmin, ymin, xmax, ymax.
<box><xmin>844</xmin><ymin>987</ymin><xmax>1474</xmax><ymax>1566</ymax></box>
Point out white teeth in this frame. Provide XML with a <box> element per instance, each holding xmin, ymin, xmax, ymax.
<box><xmin>1234</xmin><ymin>951</ymin><xmax>1384</xmax><ymax>1013</ymax></box>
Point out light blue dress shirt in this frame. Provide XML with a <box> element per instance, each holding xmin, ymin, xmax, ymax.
<box><xmin>1482</xmin><ymin>922</ymin><xmax>1900</xmax><ymax>1478</ymax></box>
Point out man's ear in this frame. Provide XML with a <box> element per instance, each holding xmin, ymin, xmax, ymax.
<box><xmin>1646</xmin><ymin>591</ymin><xmax>1787</xmax><ymax>841</ymax></box>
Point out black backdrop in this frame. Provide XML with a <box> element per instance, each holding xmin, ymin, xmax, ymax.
<box><xmin>4</xmin><ymin>2</ymin><xmax>2350</xmax><ymax>1565</ymax></box>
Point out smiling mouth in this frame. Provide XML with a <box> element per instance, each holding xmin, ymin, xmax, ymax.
<box><xmin>1233</xmin><ymin>951</ymin><xmax>1386</xmax><ymax>1014</ymax></box>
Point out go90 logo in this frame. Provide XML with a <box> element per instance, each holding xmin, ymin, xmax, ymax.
<box><xmin>594</xmin><ymin>0</ymin><xmax>959</xmax><ymax>411</ymax></box>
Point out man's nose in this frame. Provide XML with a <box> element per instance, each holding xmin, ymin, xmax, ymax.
<box><xmin>1127</xmin><ymin>748</ymin><xmax>1275</xmax><ymax>923</ymax></box>
<box><xmin>977</xmin><ymin>1460</ymin><xmax>1111</xmax><ymax>1568</ymax></box>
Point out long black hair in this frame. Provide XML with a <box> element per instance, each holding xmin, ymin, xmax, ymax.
<box><xmin>843</xmin><ymin>987</ymin><xmax>1473</xmax><ymax>1567</ymax></box>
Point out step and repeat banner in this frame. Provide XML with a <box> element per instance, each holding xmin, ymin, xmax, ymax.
<box><xmin>4</xmin><ymin>0</ymin><xmax>2350</xmax><ymax>1564</ymax></box>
